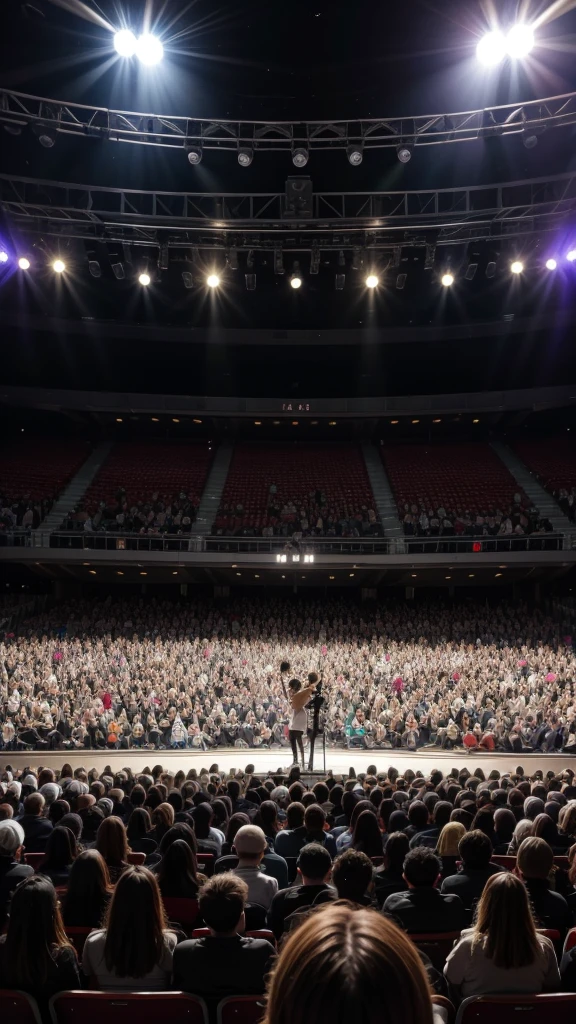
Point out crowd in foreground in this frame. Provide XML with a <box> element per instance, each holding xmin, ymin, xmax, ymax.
<box><xmin>1</xmin><ymin>595</ymin><xmax>575</xmax><ymax>755</ymax></box>
<box><xmin>2</xmin><ymin>760</ymin><xmax>576</xmax><ymax>1022</ymax></box>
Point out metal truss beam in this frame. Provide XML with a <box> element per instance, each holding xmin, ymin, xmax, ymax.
<box><xmin>2</xmin><ymin>172</ymin><xmax>576</xmax><ymax>251</ymax></box>
<box><xmin>1</xmin><ymin>88</ymin><xmax>576</xmax><ymax>154</ymax></box>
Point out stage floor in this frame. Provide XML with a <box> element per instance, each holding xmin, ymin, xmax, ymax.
<box><xmin>2</xmin><ymin>748</ymin><xmax>576</xmax><ymax>778</ymax></box>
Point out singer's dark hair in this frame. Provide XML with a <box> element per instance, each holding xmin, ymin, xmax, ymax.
<box><xmin>281</xmin><ymin>661</ymin><xmax>291</xmax><ymax>674</ymax></box>
<box><xmin>289</xmin><ymin>679</ymin><xmax>302</xmax><ymax>692</ymax></box>
<box><xmin>308</xmin><ymin>672</ymin><xmax>319</xmax><ymax>685</ymax></box>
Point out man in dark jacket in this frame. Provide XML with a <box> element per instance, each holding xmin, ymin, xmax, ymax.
<box><xmin>268</xmin><ymin>843</ymin><xmax>333</xmax><ymax>939</ymax></box>
<box><xmin>383</xmin><ymin>847</ymin><xmax>465</xmax><ymax>933</ymax></box>
<box><xmin>441</xmin><ymin>830</ymin><xmax>503</xmax><ymax>923</ymax></box>
<box><xmin>17</xmin><ymin>792</ymin><xmax>53</xmax><ymax>853</ymax></box>
<box><xmin>0</xmin><ymin>820</ymin><xmax>34</xmax><ymax>929</ymax></box>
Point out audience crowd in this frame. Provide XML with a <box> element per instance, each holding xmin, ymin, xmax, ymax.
<box><xmin>1</xmin><ymin>595</ymin><xmax>575</xmax><ymax>755</ymax></box>
<box><xmin>1</xmin><ymin>759</ymin><xmax>576</xmax><ymax>1021</ymax></box>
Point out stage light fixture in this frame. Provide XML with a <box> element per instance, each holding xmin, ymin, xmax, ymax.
<box><xmin>228</xmin><ymin>247</ymin><xmax>239</xmax><ymax>271</ymax></box>
<box><xmin>304</xmin><ymin>554</ymin><xmax>315</xmax><ymax>563</ymax></box>
<box><xmin>274</xmin><ymin>248</ymin><xmax>285</xmax><ymax>275</ymax></box>
<box><xmin>464</xmin><ymin>262</ymin><xmax>478</xmax><ymax>281</ymax></box>
<box><xmin>292</xmin><ymin>554</ymin><xmax>300</xmax><ymax>562</ymax></box>
<box><xmin>506</xmin><ymin>24</ymin><xmax>534</xmax><ymax>59</ymax></box>
<box><xmin>182</xmin><ymin>271</ymin><xmax>193</xmax><ymax>289</ymax></box>
<box><xmin>0</xmin><ymin>251</ymin><xmax>8</xmax><ymax>263</ymax></box>
<box><xmin>136</xmin><ymin>34</ymin><xmax>163</xmax><ymax>65</ymax></box>
<box><xmin>238</xmin><ymin>147</ymin><xmax>254</xmax><ymax>167</ymax></box>
<box><xmin>187</xmin><ymin>146</ymin><xmax>203</xmax><ymax>165</ymax></box>
<box><xmin>245</xmin><ymin>273</ymin><xmax>256</xmax><ymax>290</ymax></box>
<box><xmin>114</xmin><ymin>29</ymin><xmax>137</xmax><ymax>57</ymax></box>
<box><xmin>441</xmin><ymin>272</ymin><xmax>454</xmax><ymax>286</ymax></box>
<box><xmin>523</xmin><ymin>131</ymin><xmax>538</xmax><ymax>149</ymax></box>
<box><xmin>276</xmin><ymin>554</ymin><xmax>287</xmax><ymax>563</ymax></box>
<box><xmin>335</xmin><ymin>273</ymin><xmax>345</xmax><ymax>290</ymax></box>
<box><xmin>567</xmin><ymin>249</ymin><xmax>576</xmax><ymax>262</ymax></box>
<box><xmin>111</xmin><ymin>262</ymin><xmax>125</xmax><ymax>280</ymax></box>
<box><xmin>347</xmin><ymin>144</ymin><xmax>363</xmax><ymax>166</ymax></box>
<box><xmin>18</xmin><ymin>257</ymin><xmax>30</xmax><ymax>270</ymax></box>
<box><xmin>52</xmin><ymin>259</ymin><xmax>66</xmax><ymax>273</ymax></box>
<box><xmin>476</xmin><ymin>29</ymin><xmax>507</xmax><ymax>66</ymax></box>
<box><xmin>292</xmin><ymin>147</ymin><xmax>309</xmax><ymax>168</ymax></box>
<box><xmin>545</xmin><ymin>258</ymin><xmax>557</xmax><ymax>271</ymax></box>
<box><xmin>33</xmin><ymin>124</ymin><xmax>56</xmax><ymax>148</ymax></box>
<box><xmin>159</xmin><ymin>245</ymin><xmax>169</xmax><ymax>271</ymax></box>
<box><xmin>510</xmin><ymin>260</ymin><xmax>524</xmax><ymax>274</ymax></box>
<box><xmin>396</xmin><ymin>142</ymin><xmax>412</xmax><ymax>163</ymax></box>
<box><xmin>207</xmin><ymin>273</ymin><xmax>220</xmax><ymax>288</ymax></box>
<box><xmin>396</xmin><ymin>273</ymin><xmax>407</xmax><ymax>290</ymax></box>
<box><xmin>485</xmin><ymin>260</ymin><xmax>497</xmax><ymax>278</ymax></box>
<box><xmin>310</xmin><ymin>245</ymin><xmax>320</xmax><ymax>275</ymax></box>
<box><xmin>365</xmin><ymin>274</ymin><xmax>379</xmax><ymax>288</ymax></box>
<box><xmin>88</xmin><ymin>260</ymin><xmax>101</xmax><ymax>278</ymax></box>
<box><xmin>138</xmin><ymin>272</ymin><xmax>151</xmax><ymax>286</ymax></box>
<box><xmin>290</xmin><ymin>261</ymin><xmax>302</xmax><ymax>289</ymax></box>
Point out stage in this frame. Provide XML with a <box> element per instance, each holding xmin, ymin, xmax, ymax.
<box><xmin>2</xmin><ymin>748</ymin><xmax>575</xmax><ymax>779</ymax></box>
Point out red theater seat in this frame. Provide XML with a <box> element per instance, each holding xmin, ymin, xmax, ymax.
<box><xmin>49</xmin><ymin>991</ymin><xmax>209</xmax><ymax>1024</ymax></box>
<box><xmin>512</xmin><ymin>438</ymin><xmax>576</xmax><ymax>495</ymax></box>
<box><xmin>216</xmin><ymin>995</ymin><xmax>265</xmax><ymax>1024</ymax></box>
<box><xmin>454</xmin><ymin>994</ymin><xmax>576</xmax><ymax>1024</ymax></box>
<box><xmin>0</xmin><ymin>440</ymin><xmax>88</xmax><ymax>512</ymax></box>
<box><xmin>0</xmin><ymin>990</ymin><xmax>42</xmax><ymax>1024</ymax></box>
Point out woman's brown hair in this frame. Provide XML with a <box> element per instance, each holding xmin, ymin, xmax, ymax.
<box><xmin>95</xmin><ymin>815</ymin><xmax>130</xmax><ymax>866</ymax></box>
<box><xmin>152</xmin><ymin>803</ymin><xmax>175</xmax><ymax>829</ymax></box>
<box><xmin>4</xmin><ymin>875</ymin><xmax>75</xmax><ymax>986</ymax></box>
<box><xmin>473</xmin><ymin>872</ymin><xmax>540</xmax><ymax>969</ymax></box>
<box><xmin>263</xmin><ymin>904</ymin><xmax>433</xmax><ymax>1024</ymax></box>
<box><xmin>103</xmin><ymin>865</ymin><xmax>170</xmax><ymax>978</ymax></box>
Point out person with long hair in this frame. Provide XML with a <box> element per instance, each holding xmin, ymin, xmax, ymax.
<box><xmin>149</xmin><ymin>803</ymin><xmax>175</xmax><ymax>843</ymax></box>
<box><xmin>351</xmin><ymin>810</ymin><xmax>384</xmax><ymax>858</ymax></box>
<box><xmin>38</xmin><ymin>826</ymin><xmax>78</xmax><ymax>886</ymax></box>
<box><xmin>95</xmin><ymin>815</ymin><xmax>130</xmax><ymax>883</ymax></box>
<box><xmin>82</xmin><ymin>865</ymin><xmax>176</xmax><ymax>989</ymax></box>
<box><xmin>435</xmin><ymin>822</ymin><xmax>466</xmax><ymax>880</ymax></box>
<box><xmin>263</xmin><ymin>903</ymin><xmax>434</xmax><ymax>1024</ymax></box>
<box><xmin>373</xmin><ymin>831</ymin><xmax>410</xmax><ymax>906</ymax></box>
<box><xmin>126</xmin><ymin>807</ymin><xmax>158</xmax><ymax>857</ymax></box>
<box><xmin>155</xmin><ymin>838</ymin><xmax>205</xmax><ymax>900</ymax></box>
<box><xmin>444</xmin><ymin>872</ymin><xmax>560</xmax><ymax>999</ymax></box>
<box><xmin>62</xmin><ymin>850</ymin><xmax>112</xmax><ymax>928</ymax></box>
<box><xmin>0</xmin><ymin>875</ymin><xmax>80</xmax><ymax>1020</ymax></box>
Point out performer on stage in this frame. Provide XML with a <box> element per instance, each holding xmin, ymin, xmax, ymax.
<box><xmin>288</xmin><ymin>675</ymin><xmax>318</xmax><ymax>768</ymax></box>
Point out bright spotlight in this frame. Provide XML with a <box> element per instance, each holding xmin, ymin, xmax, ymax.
<box><xmin>396</xmin><ymin>143</ymin><xmax>412</xmax><ymax>164</ymax></box>
<box><xmin>187</xmin><ymin>147</ymin><xmax>203</xmax><ymax>166</ymax></box>
<box><xmin>238</xmin><ymin>147</ymin><xmax>254</xmax><ymax>167</ymax></box>
<box><xmin>18</xmin><ymin>257</ymin><xmax>30</xmax><ymax>270</ymax></box>
<box><xmin>476</xmin><ymin>30</ymin><xmax>507</xmax><ymax>66</ymax></box>
<box><xmin>347</xmin><ymin>145</ymin><xmax>363</xmax><ymax>166</ymax></box>
<box><xmin>114</xmin><ymin>29</ymin><xmax>137</xmax><ymax>57</ymax></box>
<box><xmin>138</xmin><ymin>273</ymin><xmax>151</xmax><ymax>286</ymax></box>
<box><xmin>292</xmin><ymin>147</ymin><xmax>309</xmax><ymax>168</ymax></box>
<box><xmin>136</xmin><ymin>34</ymin><xmax>163</xmax><ymax>65</ymax></box>
<box><xmin>441</xmin><ymin>272</ymin><xmax>454</xmax><ymax>287</ymax></box>
<box><xmin>207</xmin><ymin>273</ymin><xmax>220</xmax><ymax>288</ymax></box>
<box><xmin>365</xmin><ymin>274</ymin><xmax>379</xmax><ymax>288</ymax></box>
<box><xmin>0</xmin><ymin>251</ymin><xmax>8</xmax><ymax>263</ymax></box>
<box><xmin>567</xmin><ymin>249</ymin><xmax>576</xmax><ymax>262</ymax></box>
<box><xmin>52</xmin><ymin>259</ymin><xmax>66</xmax><ymax>274</ymax></box>
<box><xmin>510</xmin><ymin>260</ymin><xmax>524</xmax><ymax>274</ymax></box>
<box><xmin>290</xmin><ymin>274</ymin><xmax>302</xmax><ymax>289</ymax></box>
<box><xmin>506</xmin><ymin>24</ymin><xmax>534</xmax><ymax>59</ymax></box>
<box><xmin>545</xmin><ymin>258</ymin><xmax>557</xmax><ymax>271</ymax></box>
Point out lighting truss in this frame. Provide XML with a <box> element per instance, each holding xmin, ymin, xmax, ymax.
<box><xmin>2</xmin><ymin>171</ymin><xmax>576</xmax><ymax>253</ymax></box>
<box><xmin>1</xmin><ymin>89</ymin><xmax>576</xmax><ymax>155</ymax></box>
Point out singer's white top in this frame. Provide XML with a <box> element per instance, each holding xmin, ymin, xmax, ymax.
<box><xmin>290</xmin><ymin>706</ymin><xmax>308</xmax><ymax>731</ymax></box>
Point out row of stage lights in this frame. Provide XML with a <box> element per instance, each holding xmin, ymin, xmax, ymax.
<box><xmin>5</xmin><ymin>250</ymin><xmax>576</xmax><ymax>288</ymax></box>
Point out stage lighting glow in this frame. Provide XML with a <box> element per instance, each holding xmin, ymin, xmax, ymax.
<box><xmin>510</xmin><ymin>260</ymin><xmax>524</xmax><ymax>274</ymax></box>
<box><xmin>567</xmin><ymin>249</ymin><xmax>576</xmax><ymax>262</ymax></box>
<box><xmin>441</xmin><ymin>272</ymin><xmax>454</xmax><ymax>286</ymax></box>
<box><xmin>18</xmin><ymin>257</ymin><xmax>30</xmax><ymax>270</ymax></box>
<box><xmin>114</xmin><ymin>29</ymin><xmax>137</xmax><ymax>57</ymax></box>
<box><xmin>365</xmin><ymin>274</ymin><xmax>379</xmax><ymax>288</ymax></box>
<box><xmin>207</xmin><ymin>273</ymin><xmax>220</xmax><ymax>288</ymax></box>
<box><xmin>476</xmin><ymin>30</ymin><xmax>506</xmax><ymax>66</ymax></box>
<box><xmin>136</xmin><ymin>34</ymin><xmax>163</xmax><ymax>66</ymax></box>
<box><xmin>545</xmin><ymin>258</ymin><xmax>557</xmax><ymax>271</ymax></box>
<box><xmin>138</xmin><ymin>273</ymin><xmax>151</xmax><ymax>286</ymax></box>
<box><xmin>292</xmin><ymin>147</ymin><xmax>309</xmax><ymax>168</ymax></box>
<box><xmin>52</xmin><ymin>259</ymin><xmax>66</xmax><ymax>273</ymax></box>
<box><xmin>506</xmin><ymin>24</ymin><xmax>534</xmax><ymax>59</ymax></box>
<box><xmin>290</xmin><ymin>274</ymin><xmax>302</xmax><ymax>289</ymax></box>
<box><xmin>0</xmin><ymin>251</ymin><xmax>8</xmax><ymax>263</ymax></box>
<box><xmin>187</xmin><ymin>147</ymin><xmax>203</xmax><ymax>165</ymax></box>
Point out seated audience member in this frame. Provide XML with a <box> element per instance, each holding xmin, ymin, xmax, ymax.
<box><xmin>62</xmin><ymin>850</ymin><xmax>112</xmax><ymax>928</ymax></box>
<box><xmin>273</xmin><ymin>803</ymin><xmax>306</xmax><ymax>858</ymax></box>
<box><xmin>444</xmin><ymin>872</ymin><xmax>560</xmax><ymax>999</ymax></box>
<box><xmin>0</xmin><ymin>820</ymin><xmax>34</xmax><ymax>931</ymax></box>
<box><xmin>516</xmin><ymin>836</ymin><xmax>572</xmax><ymax>937</ymax></box>
<box><xmin>95</xmin><ymin>815</ymin><xmax>130</xmax><ymax>883</ymax></box>
<box><xmin>435</xmin><ymin>822</ymin><xmax>466</xmax><ymax>880</ymax></box>
<box><xmin>126</xmin><ymin>807</ymin><xmax>158</xmax><ymax>857</ymax></box>
<box><xmin>156</xmin><ymin>838</ymin><xmax>205</xmax><ymax>900</ymax></box>
<box><xmin>38</xmin><ymin>825</ymin><xmax>77</xmax><ymax>886</ymax></box>
<box><xmin>232</xmin><ymin>825</ymin><xmax>279</xmax><ymax>911</ymax></box>
<box><xmin>149</xmin><ymin>803</ymin><xmax>175</xmax><ymax>844</ymax></box>
<box><xmin>314</xmin><ymin>849</ymin><xmax>375</xmax><ymax>907</ymax></box>
<box><xmin>0</xmin><ymin>875</ymin><xmax>80</xmax><ymax>1021</ymax></box>
<box><xmin>508</xmin><ymin>818</ymin><xmax>533</xmax><ymax>854</ymax></box>
<box><xmin>263</xmin><ymin>904</ymin><xmax>436</xmax><ymax>1024</ymax></box>
<box><xmin>221</xmin><ymin>812</ymin><xmax>251</xmax><ymax>857</ymax></box>
<box><xmin>441</xmin><ymin>830</ymin><xmax>503</xmax><ymax>920</ymax></box>
<box><xmin>350</xmin><ymin>810</ymin><xmax>385</xmax><ymax>858</ymax></box>
<box><xmin>492</xmin><ymin>808</ymin><xmax>517</xmax><ymax>853</ymax></box>
<box><xmin>173</xmin><ymin>874</ymin><xmax>276</xmax><ymax>1004</ymax></box>
<box><xmin>18</xmin><ymin>792</ymin><xmax>53</xmax><ymax>853</ymax></box>
<box><xmin>335</xmin><ymin>800</ymin><xmax>375</xmax><ymax>852</ymax></box>
<box><xmin>268</xmin><ymin>843</ymin><xmax>333</xmax><ymax>939</ymax></box>
<box><xmin>190</xmin><ymin>802</ymin><xmax>223</xmax><ymax>856</ymax></box>
<box><xmin>383</xmin><ymin>847</ymin><xmax>466</xmax><ymax>933</ymax></box>
<box><xmin>82</xmin><ymin>865</ymin><xmax>177</xmax><ymax>990</ymax></box>
<box><xmin>409</xmin><ymin>801</ymin><xmax>452</xmax><ymax>849</ymax></box>
<box><xmin>374</xmin><ymin>832</ymin><xmax>411</xmax><ymax>906</ymax></box>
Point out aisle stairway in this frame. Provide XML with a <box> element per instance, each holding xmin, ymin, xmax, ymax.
<box><xmin>36</xmin><ymin>442</ymin><xmax>113</xmax><ymax>534</ymax></box>
<box><xmin>490</xmin><ymin>441</ymin><xmax>574</xmax><ymax>537</ymax></box>
<box><xmin>194</xmin><ymin>441</ymin><xmax>234</xmax><ymax>536</ymax></box>
<box><xmin>361</xmin><ymin>443</ymin><xmax>405</xmax><ymax>548</ymax></box>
